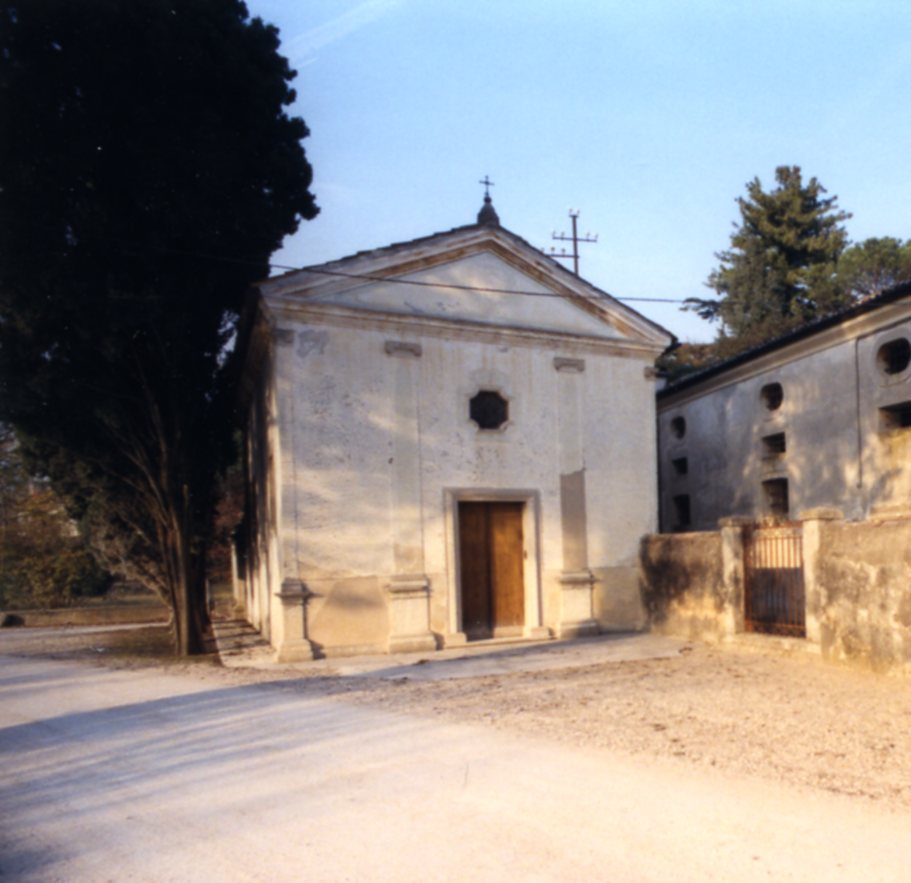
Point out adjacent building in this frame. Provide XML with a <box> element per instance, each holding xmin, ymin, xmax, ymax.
<box><xmin>657</xmin><ymin>282</ymin><xmax>911</xmax><ymax>532</ymax></box>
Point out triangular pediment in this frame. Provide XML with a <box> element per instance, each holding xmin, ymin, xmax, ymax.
<box><xmin>260</xmin><ymin>225</ymin><xmax>672</xmax><ymax>350</ymax></box>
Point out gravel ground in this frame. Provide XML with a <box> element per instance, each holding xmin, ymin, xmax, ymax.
<box><xmin>336</xmin><ymin>644</ymin><xmax>911</xmax><ymax>809</ymax></box>
<box><xmin>5</xmin><ymin>624</ymin><xmax>911</xmax><ymax>810</ymax></box>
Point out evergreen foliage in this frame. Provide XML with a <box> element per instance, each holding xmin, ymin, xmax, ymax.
<box><xmin>834</xmin><ymin>237</ymin><xmax>911</xmax><ymax>301</ymax></box>
<box><xmin>0</xmin><ymin>1</ymin><xmax>317</xmax><ymax>652</ymax></box>
<box><xmin>655</xmin><ymin>343</ymin><xmax>719</xmax><ymax>383</ymax></box>
<box><xmin>688</xmin><ymin>166</ymin><xmax>850</xmax><ymax>356</ymax></box>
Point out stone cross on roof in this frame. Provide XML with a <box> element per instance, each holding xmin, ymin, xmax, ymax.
<box><xmin>477</xmin><ymin>175</ymin><xmax>500</xmax><ymax>227</ymax></box>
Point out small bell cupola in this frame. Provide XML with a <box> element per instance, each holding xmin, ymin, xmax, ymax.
<box><xmin>476</xmin><ymin>175</ymin><xmax>500</xmax><ymax>227</ymax></box>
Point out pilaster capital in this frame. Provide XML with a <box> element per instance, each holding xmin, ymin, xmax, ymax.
<box><xmin>275</xmin><ymin>578</ymin><xmax>313</xmax><ymax>604</ymax></box>
<box><xmin>554</xmin><ymin>356</ymin><xmax>585</xmax><ymax>373</ymax></box>
<box><xmin>384</xmin><ymin>340</ymin><xmax>422</xmax><ymax>358</ymax></box>
<box><xmin>558</xmin><ymin>569</ymin><xmax>594</xmax><ymax>587</ymax></box>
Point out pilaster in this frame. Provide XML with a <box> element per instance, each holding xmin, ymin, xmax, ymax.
<box><xmin>799</xmin><ymin>507</ymin><xmax>843</xmax><ymax>646</ymax></box>
<box><xmin>385</xmin><ymin>340</ymin><xmax>435</xmax><ymax>652</ymax></box>
<box><xmin>718</xmin><ymin>516</ymin><xmax>751</xmax><ymax>637</ymax></box>
<box><xmin>554</xmin><ymin>356</ymin><xmax>598</xmax><ymax>637</ymax></box>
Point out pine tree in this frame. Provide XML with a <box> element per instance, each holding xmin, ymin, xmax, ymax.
<box><xmin>688</xmin><ymin>166</ymin><xmax>851</xmax><ymax>355</ymax></box>
<box><xmin>834</xmin><ymin>237</ymin><xmax>911</xmax><ymax>301</ymax></box>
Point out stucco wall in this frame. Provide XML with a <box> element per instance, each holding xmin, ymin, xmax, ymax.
<box><xmin>658</xmin><ymin>340</ymin><xmax>860</xmax><ymax>530</ymax></box>
<box><xmin>273</xmin><ymin>318</ymin><xmax>659</xmax><ymax>653</ymax></box>
<box><xmin>657</xmin><ymin>310</ymin><xmax>911</xmax><ymax>531</ymax></box>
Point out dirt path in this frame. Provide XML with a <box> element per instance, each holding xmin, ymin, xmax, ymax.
<box><xmin>4</xmin><ymin>626</ymin><xmax>911</xmax><ymax>809</ymax></box>
<box><xmin>4</xmin><ymin>648</ymin><xmax>911</xmax><ymax>882</ymax></box>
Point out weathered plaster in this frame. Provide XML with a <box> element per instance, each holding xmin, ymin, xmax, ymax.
<box><xmin>238</xmin><ymin>224</ymin><xmax>671</xmax><ymax>658</ymax></box>
<box><xmin>657</xmin><ymin>302</ymin><xmax>911</xmax><ymax>531</ymax></box>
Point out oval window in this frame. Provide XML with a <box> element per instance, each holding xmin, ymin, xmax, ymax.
<box><xmin>877</xmin><ymin>338</ymin><xmax>911</xmax><ymax>376</ymax></box>
<box><xmin>670</xmin><ymin>416</ymin><xmax>686</xmax><ymax>439</ymax></box>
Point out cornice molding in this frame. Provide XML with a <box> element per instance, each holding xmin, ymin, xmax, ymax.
<box><xmin>265</xmin><ymin>300</ymin><xmax>664</xmax><ymax>360</ymax></box>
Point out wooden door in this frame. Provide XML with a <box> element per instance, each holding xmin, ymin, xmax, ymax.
<box><xmin>458</xmin><ymin>501</ymin><xmax>525</xmax><ymax>639</ymax></box>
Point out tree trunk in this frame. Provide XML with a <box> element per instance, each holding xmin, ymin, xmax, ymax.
<box><xmin>168</xmin><ymin>492</ymin><xmax>210</xmax><ymax>656</ymax></box>
<box><xmin>175</xmin><ymin>566</ymin><xmax>208</xmax><ymax>655</ymax></box>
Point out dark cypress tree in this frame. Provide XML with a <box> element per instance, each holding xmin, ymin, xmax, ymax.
<box><xmin>0</xmin><ymin>0</ymin><xmax>318</xmax><ymax>653</ymax></box>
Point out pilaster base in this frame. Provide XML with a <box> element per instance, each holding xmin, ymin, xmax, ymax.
<box><xmin>558</xmin><ymin>569</ymin><xmax>598</xmax><ymax>639</ymax></box>
<box><xmin>557</xmin><ymin>619</ymin><xmax>600</xmax><ymax>639</ymax></box>
<box><xmin>387</xmin><ymin>575</ymin><xmax>436</xmax><ymax>655</ymax></box>
<box><xmin>274</xmin><ymin>579</ymin><xmax>315</xmax><ymax>662</ymax></box>
<box><xmin>388</xmin><ymin>633</ymin><xmax>438</xmax><ymax>653</ymax></box>
<box><xmin>525</xmin><ymin>626</ymin><xmax>552</xmax><ymax>640</ymax></box>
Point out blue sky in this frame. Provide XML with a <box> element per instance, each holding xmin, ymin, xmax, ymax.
<box><xmin>248</xmin><ymin>0</ymin><xmax>911</xmax><ymax>342</ymax></box>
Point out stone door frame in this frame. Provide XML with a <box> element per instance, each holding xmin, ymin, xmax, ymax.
<box><xmin>443</xmin><ymin>488</ymin><xmax>545</xmax><ymax>643</ymax></box>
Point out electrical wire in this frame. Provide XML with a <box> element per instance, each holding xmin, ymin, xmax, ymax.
<box><xmin>44</xmin><ymin>236</ymin><xmax>694</xmax><ymax>305</ymax></box>
<box><xmin>269</xmin><ymin>262</ymin><xmax>690</xmax><ymax>304</ymax></box>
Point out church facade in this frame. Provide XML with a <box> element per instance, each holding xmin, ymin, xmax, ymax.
<box><xmin>234</xmin><ymin>199</ymin><xmax>673</xmax><ymax>660</ymax></box>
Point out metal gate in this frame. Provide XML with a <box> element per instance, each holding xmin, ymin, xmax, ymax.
<box><xmin>744</xmin><ymin>523</ymin><xmax>805</xmax><ymax>637</ymax></box>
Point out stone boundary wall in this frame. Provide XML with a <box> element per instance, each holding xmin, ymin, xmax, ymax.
<box><xmin>640</xmin><ymin>511</ymin><xmax>911</xmax><ymax>674</ymax></box>
<box><xmin>809</xmin><ymin>515</ymin><xmax>911</xmax><ymax>672</ymax></box>
<box><xmin>640</xmin><ymin>531</ymin><xmax>727</xmax><ymax>642</ymax></box>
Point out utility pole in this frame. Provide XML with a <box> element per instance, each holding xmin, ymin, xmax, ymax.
<box><xmin>548</xmin><ymin>210</ymin><xmax>598</xmax><ymax>276</ymax></box>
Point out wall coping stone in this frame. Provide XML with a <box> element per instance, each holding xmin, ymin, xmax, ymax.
<box><xmin>798</xmin><ymin>507</ymin><xmax>844</xmax><ymax>522</ymax></box>
<box><xmin>718</xmin><ymin>516</ymin><xmax>753</xmax><ymax>528</ymax></box>
<box><xmin>869</xmin><ymin>504</ymin><xmax>911</xmax><ymax>522</ymax></box>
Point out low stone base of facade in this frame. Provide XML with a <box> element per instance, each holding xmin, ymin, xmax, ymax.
<box><xmin>388</xmin><ymin>633</ymin><xmax>438</xmax><ymax>653</ymax></box>
<box><xmin>274</xmin><ymin>638</ymin><xmax>315</xmax><ymax>663</ymax></box>
<box><xmin>442</xmin><ymin>626</ymin><xmax>552</xmax><ymax>647</ymax></box>
<box><xmin>525</xmin><ymin>625</ymin><xmax>553</xmax><ymax>640</ymax></box>
<box><xmin>318</xmin><ymin>641</ymin><xmax>389</xmax><ymax>658</ymax></box>
<box><xmin>557</xmin><ymin>618</ymin><xmax>600</xmax><ymax>639</ymax></box>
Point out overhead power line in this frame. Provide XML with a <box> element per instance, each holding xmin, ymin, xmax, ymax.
<box><xmin>44</xmin><ymin>235</ymin><xmax>691</xmax><ymax>304</ymax></box>
<box><xmin>280</xmin><ymin>263</ymin><xmax>688</xmax><ymax>304</ymax></box>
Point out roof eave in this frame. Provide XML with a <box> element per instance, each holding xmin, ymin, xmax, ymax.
<box><xmin>658</xmin><ymin>280</ymin><xmax>911</xmax><ymax>399</ymax></box>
